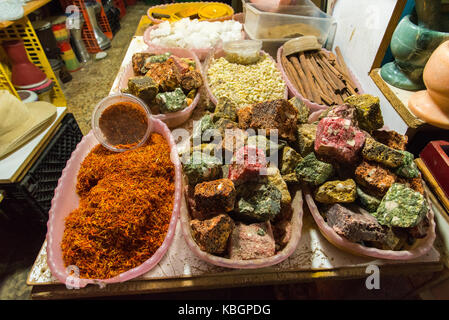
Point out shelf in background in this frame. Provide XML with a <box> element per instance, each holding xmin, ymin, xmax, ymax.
<box><xmin>0</xmin><ymin>0</ymin><xmax>52</xmax><ymax>29</ymax></box>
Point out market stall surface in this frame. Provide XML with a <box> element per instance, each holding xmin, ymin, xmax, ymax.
<box><xmin>1</xmin><ymin>1</ymin><xmax>448</xmax><ymax>300</ymax></box>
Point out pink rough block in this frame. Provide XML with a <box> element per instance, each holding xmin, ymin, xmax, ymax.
<box><xmin>228</xmin><ymin>221</ymin><xmax>275</xmax><ymax>260</ymax></box>
<box><xmin>228</xmin><ymin>145</ymin><xmax>267</xmax><ymax>184</ymax></box>
<box><xmin>314</xmin><ymin>117</ymin><xmax>366</xmax><ymax>164</ymax></box>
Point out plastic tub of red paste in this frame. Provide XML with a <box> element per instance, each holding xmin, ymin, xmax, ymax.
<box><xmin>91</xmin><ymin>93</ymin><xmax>153</xmax><ymax>152</ymax></box>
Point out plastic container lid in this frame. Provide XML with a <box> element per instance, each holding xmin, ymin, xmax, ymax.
<box><xmin>92</xmin><ymin>93</ymin><xmax>153</xmax><ymax>152</ymax></box>
<box><xmin>198</xmin><ymin>3</ymin><xmax>233</xmax><ymax>19</ymax></box>
<box><xmin>223</xmin><ymin>39</ymin><xmax>262</xmax><ymax>64</ymax></box>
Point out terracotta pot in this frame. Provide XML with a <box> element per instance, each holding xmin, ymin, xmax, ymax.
<box><xmin>409</xmin><ymin>40</ymin><xmax>449</xmax><ymax>129</ymax></box>
<box><xmin>2</xmin><ymin>40</ymin><xmax>47</xmax><ymax>88</ymax></box>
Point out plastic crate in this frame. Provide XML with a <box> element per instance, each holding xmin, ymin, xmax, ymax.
<box><xmin>0</xmin><ymin>113</ymin><xmax>83</xmax><ymax>224</ymax></box>
<box><xmin>0</xmin><ymin>17</ymin><xmax>67</xmax><ymax>107</ymax></box>
<box><xmin>59</xmin><ymin>0</ymin><xmax>113</xmax><ymax>54</ymax></box>
<box><xmin>114</xmin><ymin>0</ymin><xmax>127</xmax><ymax>18</ymax></box>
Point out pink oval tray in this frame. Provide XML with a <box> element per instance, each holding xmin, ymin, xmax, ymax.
<box><xmin>46</xmin><ymin>118</ymin><xmax>182</xmax><ymax>288</ymax></box>
<box><xmin>276</xmin><ymin>46</ymin><xmax>364</xmax><ymax>118</ymax></box>
<box><xmin>114</xmin><ymin>47</ymin><xmax>202</xmax><ymax>128</ymax></box>
<box><xmin>143</xmin><ymin>24</ymin><xmax>245</xmax><ymax>61</ymax></box>
<box><xmin>204</xmin><ymin>48</ymin><xmax>289</xmax><ymax>107</ymax></box>
<box><xmin>304</xmin><ymin>184</ymin><xmax>436</xmax><ymax>260</ymax></box>
<box><xmin>180</xmin><ymin>189</ymin><xmax>304</xmax><ymax>268</ymax></box>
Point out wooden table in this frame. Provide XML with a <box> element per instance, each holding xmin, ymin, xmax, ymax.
<box><xmin>0</xmin><ymin>0</ymin><xmax>52</xmax><ymax>29</ymax></box>
<box><xmin>27</xmin><ymin>17</ymin><xmax>448</xmax><ymax>300</ymax></box>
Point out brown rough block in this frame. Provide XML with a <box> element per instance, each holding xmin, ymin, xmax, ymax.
<box><xmin>194</xmin><ymin>179</ymin><xmax>236</xmax><ymax>213</ymax></box>
<box><xmin>237</xmin><ymin>99</ymin><xmax>298</xmax><ymax>141</ymax></box>
<box><xmin>354</xmin><ymin>161</ymin><xmax>397</xmax><ymax>197</ymax></box>
<box><xmin>372</xmin><ymin>130</ymin><xmax>408</xmax><ymax>151</ymax></box>
<box><xmin>190</xmin><ymin>214</ymin><xmax>235</xmax><ymax>254</ymax></box>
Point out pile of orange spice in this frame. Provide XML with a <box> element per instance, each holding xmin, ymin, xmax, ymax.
<box><xmin>61</xmin><ymin>133</ymin><xmax>175</xmax><ymax>279</ymax></box>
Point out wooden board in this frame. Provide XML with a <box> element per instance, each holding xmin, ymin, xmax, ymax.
<box><xmin>0</xmin><ymin>0</ymin><xmax>52</xmax><ymax>29</ymax></box>
<box><xmin>370</xmin><ymin>68</ymin><xmax>424</xmax><ymax>129</ymax></box>
<box><xmin>416</xmin><ymin>158</ymin><xmax>449</xmax><ymax>215</ymax></box>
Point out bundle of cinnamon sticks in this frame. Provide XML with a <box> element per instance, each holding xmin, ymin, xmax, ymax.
<box><xmin>281</xmin><ymin>46</ymin><xmax>359</xmax><ymax>106</ymax></box>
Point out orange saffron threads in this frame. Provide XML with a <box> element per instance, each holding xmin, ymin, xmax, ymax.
<box><xmin>61</xmin><ymin>133</ymin><xmax>175</xmax><ymax>279</ymax></box>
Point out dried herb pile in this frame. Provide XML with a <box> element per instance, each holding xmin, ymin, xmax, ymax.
<box><xmin>61</xmin><ymin>133</ymin><xmax>175</xmax><ymax>279</ymax></box>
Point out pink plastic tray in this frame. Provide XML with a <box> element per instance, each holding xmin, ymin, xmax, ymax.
<box><xmin>204</xmin><ymin>48</ymin><xmax>288</xmax><ymax>107</ymax></box>
<box><xmin>46</xmin><ymin>118</ymin><xmax>182</xmax><ymax>288</ymax></box>
<box><xmin>180</xmin><ymin>189</ymin><xmax>304</xmax><ymax>268</ymax></box>
<box><xmin>114</xmin><ymin>47</ymin><xmax>202</xmax><ymax>128</ymax></box>
<box><xmin>304</xmin><ymin>184</ymin><xmax>436</xmax><ymax>260</ymax></box>
<box><xmin>143</xmin><ymin>24</ymin><xmax>245</xmax><ymax>61</ymax></box>
<box><xmin>276</xmin><ymin>46</ymin><xmax>364</xmax><ymax>119</ymax></box>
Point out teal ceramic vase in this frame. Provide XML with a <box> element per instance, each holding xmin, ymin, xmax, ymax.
<box><xmin>381</xmin><ymin>1</ymin><xmax>449</xmax><ymax>91</ymax></box>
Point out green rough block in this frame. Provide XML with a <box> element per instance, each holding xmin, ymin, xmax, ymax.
<box><xmin>146</xmin><ymin>52</ymin><xmax>171</xmax><ymax>64</ymax></box>
<box><xmin>282</xmin><ymin>172</ymin><xmax>299</xmax><ymax>184</ymax></box>
<box><xmin>374</xmin><ymin>183</ymin><xmax>428</xmax><ymax>228</ymax></box>
<box><xmin>289</xmin><ymin>97</ymin><xmax>310</xmax><ymax>124</ymax></box>
<box><xmin>356</xmin><ymin>187</ymin><xmax>381</xmax><ymax>212</ymax></box>
<box><xmin>295</xmin><ymin>152</ymin><xmax>334</xmax><ymax>186</ymax></box>
<box><xmin>395</xmin><ymin>150</ymin><xmax>420</xmax><ymax>178</ymax></box>
<box><xmin>314</xmin><ymin>179</ymin><xmax>357</xmax><ymax>204</ymax></box>
<box><xmin>193</xmin><ymin>114</ymin><xmax>215</xmax><ymax>142</ymax></box>
<box><xmin>234</xmin><ymin>183</ymin><xmax>282</xmax><ymax>222</ymax></box>
<box><xmin>213</xmin><ymin>97</ymin><xmax>238</xmax><ymax>122</ymax></box>
<box><xmin>296</xmin><ymin>123</ymin><xmax>317</xmax><ymax>156</ymax></box>
<box><xmin>362</xmin><ymin>137</ymin><xmax>405</xmax><ymax>168</ymax></box>
<box><xmin>183</xmin><ymin>152</ymin><xmax>222</xmax><ymax>185</ymax></box>
<box><xmin>281</xmin><ymin>146</ymin><xmax>302</xmax><ymax>175</ymax></box>
<box><xmin>267</xmin><ymin>166</ymin><xmax>291</xmax><ymax>205</ymax></box>
<box><xmin>344</xmin><ymin>94</ymin><xmax>384</xmax><ymax>132</ymax></box>
<box><xmin>214</xmin><ymin>118</ymin><xmax>238</xmax><ymax>137</ymax></box>
<box><xmin>156</xmin><ymin>88</ymin><xmax>187</xmax><ymax>113</ymax></box>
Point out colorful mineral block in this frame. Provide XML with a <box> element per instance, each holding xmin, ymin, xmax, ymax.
<box><xmin>324</xmin><ymin>204</ymin><xmax>386</xmax><ymax>243</ymax></box>
<box><xmin>394</xmin><ymin>150</ymin><xmax>420</xmax><ymax>178</ymax></box>
<box><xmin>190</xmin><ymin>214</ymin><xmax>234</xmax><ymax>254</ymax></box>
<box><xmin>213</xmin><ymin>97</ymin><xmax>238</xmax><ymax>122</ymax></box>
<box><xmin>237</xmin><ymin>99</ymin><xmax>298</xmax><ymax>141</ymax></box>
<box><xmin>214</xmin><ymin>118</ymin><xmax>239</xmax><ymax>137</ymax></box>
<box><xmin>192</xmin><ymin>113</ymin><xmax>215</xmax><ymax>142</ymax></box>
<box><xmin>314</xmin><ymin>179</ymin><xmax>357</xmax><ymax>204</ymax></box>
<box><xmin>194</xmin><ymin>178</ymin><xmax>236</xmax><ymax>213</ymax></box>
<box><xmin>318</xmin><ymin>104</ymin><xmax>357</xmax><ymax>124</ymax></box>
<box><xmin>183</xmin><ymin>152</ymin><xmax>222</xmax><ymax>185</ymax></box>
<box><xmin>354</xmin><ymin>161</ymin><xmax>397</xmax><ymax>197</ymax></box>
<box><xmin>267</xmin><ymin>166</ymin><xmax>291</xmax><ymax>205</ymax></box>
<box><xmin>295</xmin><ymin>152</ymin><xmax>334</xmax><ymax>186</ymax></box>
<box><xmin>234</xmin><ymin>183</ymin><xmax>282</xmax><ymax>222</ymax></box>
<box><xmin>289</xmin><ymin>97</ymin><xmax>310</xmax><ymax>124</ymax></box>
<box><xmin>362</xmin><ymin>137</ymin><xmax>405</xmax><ymax>168</ymax></box>
<box><xmin>314</xmin><ymin>117</ymin><xmax>366</xmax><ymax>164</ymax></box>
<box><xmin>356</xmin><ymin>186</ymin><xmax>381</xmax><ymax>213</ymax></box>
<box><xmin>228</xmin><ymin>222</ymin><xmax>275</xmax><ymax>260</ymax></box>
<box><xmin>280</xmin><ymin>146</ymin><xmax>302</xmax><ymax>175</ymax></box>
<box><xmin>374</xmin><ymin>183</ymin><xmax>428</xmax><ymax>228</ymax></box>
<box><xmin>145</xmin><ymin>52</ymin><xmax>171</xmax><ymax>64</ymax></box>
<box><xmin>179</xmin><ymin>69</ymin><xmax>203</xmax><ymax>92</ymax></box>
<box><xmin>156</xmin><ymin>88</ymin><xmax>187</xmax><ymax>113</ymax></box>
<box><xmin>246</xmin><ymin>135</ymin><xmax>282</xmax><ymax>157</ymax></box>
<box><xmin>132</xmin><ymin>52</ymin><xmax>153</xmax><ymax>75</ymax></box>
<box><xmin>371</xmin><ymin>130</ymin><xmax>408</xmax><ymax>151</ymax></box>
<box><xmin>296</xmin><ymin>123</ymin><xmax>317</xmax><ymax>156</ymax></box>
<box><xmin>344</xmin><ymin>94</ymin><xmax>384</xmax><ymax>132</ymax></box>
<box><xmin>228</xmin><ymin>146</ymin><xmax>267</xmax><ymax>184</ymax></box>
<box><xmin>127</xmin><ymin>76</ymin><xmax>159</xmax><ymax>104</ymax></box>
